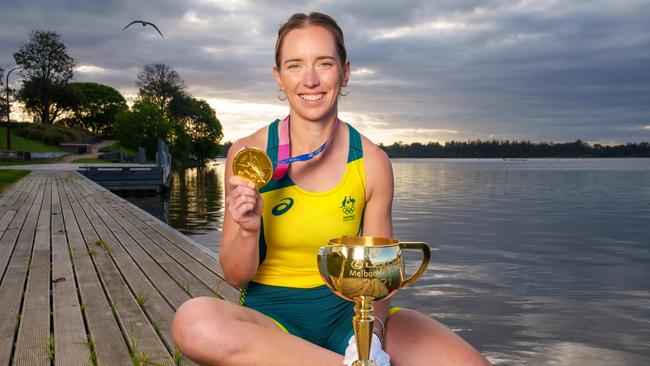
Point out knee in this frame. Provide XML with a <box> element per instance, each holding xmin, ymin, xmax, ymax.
<box><xmin>172</xmin><ymin>297</ymin><xmax>235</xmax><ymax>359</ymax></box>
<box><xmin>385</xmin><ymin>308</ymin><xmax>491</xmax><ymax>366</ymax></box>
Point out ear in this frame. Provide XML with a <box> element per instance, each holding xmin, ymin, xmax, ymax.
<box><xmin>342</xmin><ymin>59</ymin><xmax>351</xmax><ymax>86</ymax></box>
<box><xmin>273</xmin><ymin>65</ymin><xmax>284</xmax><ymax>91</ymax></box>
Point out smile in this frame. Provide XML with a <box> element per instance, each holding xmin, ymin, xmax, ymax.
<box><xmin>299</xmin><ymin>93</ymin><xmax>324</xmax><ymax>102</ymax></box>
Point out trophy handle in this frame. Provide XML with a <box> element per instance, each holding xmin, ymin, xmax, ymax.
<box><xmin>398</xmin><ymin>242</ymin><xmax>431</xmax><ymax>288</ymax></box>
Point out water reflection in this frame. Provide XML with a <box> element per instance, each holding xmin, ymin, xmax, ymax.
<box><xmin>122</xmin><ymin>158</ymin><xmax>650</xmax><ymax>365</ymax></box>
<box><xmin>391</xmin><ymin>159</ymin><xmax>650</xmax><ymax>365</ymax></box>
<box><xmin>167</xmin><ymin>164</ymin><xmax>225</xmax><ymax>249</ymax></box>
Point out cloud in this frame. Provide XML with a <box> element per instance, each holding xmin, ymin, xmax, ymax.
<box><xmin>1</xmin><ymin>0</ymin><xmax>648</xmax><ymax>144</ymax></box>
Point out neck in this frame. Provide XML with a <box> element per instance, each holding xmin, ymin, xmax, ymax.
<box><xmin>288</xmin><ymin>113</ymin><xmax>339</xmax><ymax>154</ymax></box>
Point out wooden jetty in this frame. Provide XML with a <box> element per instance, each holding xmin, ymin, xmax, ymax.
<box><xmin>78</xmin><ymin>165</ymin><xmax>170</xmax><ymax>192</ymax></box>
<box><xmin>0</xmin><ymin>171</ymin><xmax>238</xmax><ymax>365</ymax></box>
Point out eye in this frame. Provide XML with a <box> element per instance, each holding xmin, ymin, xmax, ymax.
<box><xmin>318</xmin><ymin>61</ymin><xmax>333</xmax><ymax>68</ymax></box>
<box><xmin>286</xmin><ymin>63</ymin><xmax>301</xmax><ymax>70</ymax></box>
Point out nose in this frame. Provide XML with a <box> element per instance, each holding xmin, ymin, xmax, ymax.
<box><xmin>303</xmin><ymin>67</ymin><xmax>320</xmax><ymax>88</ymax></box>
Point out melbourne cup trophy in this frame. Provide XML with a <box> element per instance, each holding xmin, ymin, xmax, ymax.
<box><xmin>317</xmin><ymin>236</ymin><xmax>431</xmax><ymax>366</ymax></box>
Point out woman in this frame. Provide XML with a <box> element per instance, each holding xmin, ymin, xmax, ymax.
<box><xmin>172</xmin><ymin>12</ymin><xmax>490</xmax><ymax>366</ymax></box>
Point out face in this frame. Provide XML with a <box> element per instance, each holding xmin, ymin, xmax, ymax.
<box><xmin>274</xmin><ymin>25</ymin><xmax>350</xmax><ymax>124</ymax></box>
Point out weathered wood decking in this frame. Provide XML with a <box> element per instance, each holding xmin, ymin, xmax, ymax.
<box><xmin>0</xmin><ymin>171</ymin><xmax>238</xmax><ymax>365</ymax></box>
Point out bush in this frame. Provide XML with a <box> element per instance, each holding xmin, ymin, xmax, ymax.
<box><xmin>98</xmin><ymin>142</ymin><xmax>138</xmax><ymax>157</ymax></box>
<box><xmin>15</xmin><ymin>123</ymin><xmax>90</xmax><ymax>145</ymax></box>
<box><xmin>114</xmin><ymin>100</ymin><xmax>171</xmax><ymax>160</ymax></box>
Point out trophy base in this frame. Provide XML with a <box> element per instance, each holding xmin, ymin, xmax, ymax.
<box><xmin>352</xmin><ymin>361</ymin><xmax>376</xmax><ymax>366</ymax></box>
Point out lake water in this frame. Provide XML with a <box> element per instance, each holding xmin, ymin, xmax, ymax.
<box><xmin>124</xmin><ymin>158</ymin><xmax>650</xmax><ymax>365</ymax></box>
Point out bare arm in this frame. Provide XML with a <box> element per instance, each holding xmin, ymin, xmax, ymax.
<box><xmin>360</xmin><ymin>139</ymin><xmax>395</xmax><ymax>342</ymax></box>
<box><xmin>219</xmin><ymin>138</ymin><xmax>265</xmax><ymax>289</ymax></box>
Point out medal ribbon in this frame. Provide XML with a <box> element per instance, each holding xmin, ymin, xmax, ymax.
<box><xmin>272</xmin><ymin>115</ymin><xmax>340</xmax><ymax>179</ymax></box>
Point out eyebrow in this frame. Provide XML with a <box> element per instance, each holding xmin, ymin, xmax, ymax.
<box><xmin>283</xmin><ymin>56</ymin><xmax>337</xmax><ymax>64</ymax></box>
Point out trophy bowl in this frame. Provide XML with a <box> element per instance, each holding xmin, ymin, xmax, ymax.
<box><xmin>317</xmin><ymin>236</ymin><xmax>431</xmax><ymax>366</ymax></box>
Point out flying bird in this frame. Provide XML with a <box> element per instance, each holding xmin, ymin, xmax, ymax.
<box><xmin>123</xmin><ymin>20</ymin><xmax>164</xmax><ymax>37</ymax></box>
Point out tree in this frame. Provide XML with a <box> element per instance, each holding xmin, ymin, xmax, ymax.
<box><xmin>13</xmin><ymin>30</ymin><xmax>75</xmax><ymax>124</ymax></box>
<box><xmin>18</xmin><ymin>78</ymin><xmax>82</xmax><ymax>124</ymax></box>
<box><xmin>114</xmin><ymin>99</ymin><xmax>171</xmax><ymax>160</ymax></box>
<box><xmin>169</xmin><ymin>93</ymin><xmax>223</xmax><ymax>164</ymax></box>
<box><xmin>62</xmin><ymin>82</ymin><xmax>127</xmax><ymax>134</ymax></box>
<box><xmin>136</xmin><ymin>63</ymin><xmax>184</xmax><ymax>111</ymax></box>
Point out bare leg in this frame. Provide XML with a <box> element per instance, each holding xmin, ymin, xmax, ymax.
<box><xmin>172</xmin><ymin>297</ymin><xmax>343</xmax><ymax>366</ymax></box>
<box><xmin>384</xmin><ymin>309</ymin><xmax>491</xmax><ymax>366</ymax></box>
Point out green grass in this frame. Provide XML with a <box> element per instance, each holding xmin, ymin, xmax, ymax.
<box><xmin>173</xmin><ymin>348</ymin><xmax>182</xmax><ymax>366</ymax></box>
<box><xmin>72</xmin><ymin>158</ymin><xmax>107</xmax><ymax>163</ymax></box>
<box><xmin>95</xmin><ymin>239</ymin><xmax>112</xmax><ymax>254</ymax></box>
<box><xmin>30</xmin><ymin>332</ymin><xmax>55</xmax><ymax>362</ymax></box>
<box><xmin>135</xmin><ymin>290</ymin><xmax>149</xmax><ymax>311</ymax></box>
<box><xmin>80</xmin><ymin>335</ymin><xmax>97</xmax><ymax>366</ymax></box>
<box><xmin>0</xmin><ymin>160</ymin><xmax>54</xmax><ymax>166</ymax></box>
<box><xmin>0</xmin><ymin>128</ymin><xmax>66</xmax><ymax>152</ymax></box>
<box><xmin>0</xmin><ymin>170</ymin><xmax>29</xmax><ymax>192</ymax></box>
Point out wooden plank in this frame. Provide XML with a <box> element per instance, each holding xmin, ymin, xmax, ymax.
<box><xmin>0</xmin><ymin>179</ymin><xmax>38</xmax><ymax>280</ymax></box>
<box><xmin>70</xmin><ymin>177</ymin><xmax>200</xmax><ymax>307</ymax></box>
<box><xmin>0</xmin><ymin>174</ymin><xmax>46</xmax><ymax>365</ymax></box>
<box><xmin>125</xmin><ymin>201</ymin><xmax>224</xmax><ymax>276</ymax></box>
<box><xmin>77</xmin><ymin>174</ymin><xmax>239</xmax><ymax>302</ymax></box>
<box><xmin>66</xmin><ymin>175</ymin><xmax>186</xmax><ymax>353</ymax></box>
<box><xmin>0</xmin><ymin>172</ymin><xmax>31</xmax><ymax>208</ymax></box>
<box><xmin>104</xmin><ymin>197</ymin><xmax>230</xmax><ymax>300</ymax></box>
<box><xmin>66</xmin><ymin>176</ymin><xmax>174</xmax><ymax>365</ymax></box>
<box><xmin>51</xmin><ymin>173</ymin><xmax>90</xmax><ymax>366</ymax></box>
<box><xmin>0</xmin><ymin>173</ymin><xmax>38</xmax><ymax>236</ymax></box>
<box><xmin>0</xmin><ymin>173</ymin><xmax>35</xmax><ymax>219</ymax></box>
<box><xmin>13</xmin><ymin>175</ymin><xmax>52</xmax><ymax>365</ymax></box>
<box><xmin>70</xmin><ymin>174</ymin><xmax>198</xmax><ymax>366</ymax></box>
<box><xmin>59</xmin><ymin>175</ymin><xmax>133</xmax><ymax>365</ymax></box>
<box><xmin>122</xmin><ymin>205</ymin><xmax>239</xmax><ymax>302</ymax></box>
<box><xmin>73</xmin><ymin>178</ymin><xmax>215</xmax><ymax>300</ymax></box>
<box><xmin>80</xmin><ymin>175</ymin><xmax>220</xmax><ymax>269</ymax></box>
<box><xmin>0</xmin><ymin>173</ymin><xmax>35</xmax><ymax>214</ymax></box>
<box><xmin>70</xmin><ymin>175</ymin><xmax>196</xmax><ymax>308</ymax></box>
<box><xmin>0</xmin><ymin>176</ymin><xmax>40</xmax><ymax>285</ymax></box>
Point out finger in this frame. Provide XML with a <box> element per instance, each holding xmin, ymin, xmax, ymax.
<box><xmin>225</xmin><ymin>187</ymin><xmax>255</xmax><ymax>207</ymax></box>
<box><xmin>234</xmin><ymin>194</ymin><xmax>256</xmax><ymax>208</ymax></box>
<box><xmin>233</xmin><ymin>185</ymin><xmax>258</xmax><ymax>198</ymax></box>
<box><xmin>231</xmin><ymin>202</ymin><xmax>256</xmax><ymax>222</ymax></box>
<box><xmin>229</xmin><ymin>176</ymin><xmax>256</xmax><ymax>189</ymax></box>
<box><xmin>230</xmin><ymin>195</ymin><xmax>257</xmax><ymax>214</ymax></box>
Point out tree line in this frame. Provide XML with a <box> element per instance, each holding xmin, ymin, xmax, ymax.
<box><xmin>4</xmin><ymin>30</ymin><xmax>223</xmax><ymax>165</ymax></box>
<box><xmin>379</xmin><ymin>140</ymin><xmax>650</xmax><ymax>158</ymax></box>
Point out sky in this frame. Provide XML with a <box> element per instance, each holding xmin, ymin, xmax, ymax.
<box><xmin>1</xmin><ymin>0</ymin><xmax>649</xmax><ymax>145</ymax></box>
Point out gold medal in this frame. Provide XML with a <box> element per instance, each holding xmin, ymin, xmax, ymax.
<box><xmin>232</xmin><ymin>147</ymin><xmax>273</xmax><ymax>189</ymax></box>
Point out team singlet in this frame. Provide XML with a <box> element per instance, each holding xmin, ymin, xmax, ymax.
<box><xmin>252</xmin><ymin>119</ymin><xmax>366</xmax><ymax>288</ymax></box>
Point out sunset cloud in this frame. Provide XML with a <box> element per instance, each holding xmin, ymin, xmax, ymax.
<box><xmin>1</xmin><ymin>0</ymin><xmax>648</xmax><ymax>144</ymax></box>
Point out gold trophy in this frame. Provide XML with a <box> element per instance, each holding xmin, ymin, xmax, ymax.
<box><xmin>317</xmin><ymin>236</ymin><xmax>431</xmax><ymax>366</ymax></box>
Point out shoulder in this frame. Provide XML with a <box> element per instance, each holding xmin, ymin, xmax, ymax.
<box><xmin>354</xmin><ymin>128</ymin><xmax>393</xmax><ymax>198</ymax></box>
<box><xmin>226</xmin><ymin>125</ymin><xmax>269</xmax><ymax>162</ymax></box>
<box><xmin>358</xmin><ymin>132</ymin><xmax>391</xmax><ymax>176</ymax></box>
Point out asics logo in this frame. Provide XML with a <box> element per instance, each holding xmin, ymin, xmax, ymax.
<box><xmin>272</xmin><ymin>198</ymin><xmax>294</xmax><ymax>216</ymax></box>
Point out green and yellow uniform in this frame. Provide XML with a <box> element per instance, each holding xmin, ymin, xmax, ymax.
<box><xmin>240</xmin><ymin>119</ymin><xmax>366</xmax><ymax>354</ymax></box>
